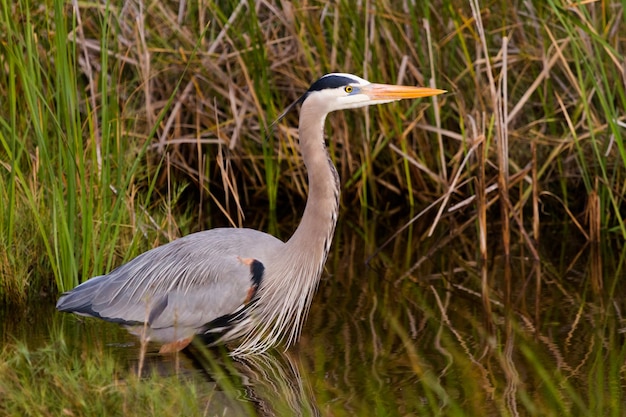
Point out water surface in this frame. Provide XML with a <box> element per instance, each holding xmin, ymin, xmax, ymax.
<box><xmin>2</xmin><ymin>219</ymin><xmax>625</xmax><ymax>416</ymax></box>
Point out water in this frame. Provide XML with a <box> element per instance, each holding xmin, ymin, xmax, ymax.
<box><xmin>2</xmin><ymin>220</ymin><xmax>625</xmax><ymax>416</ymax></box>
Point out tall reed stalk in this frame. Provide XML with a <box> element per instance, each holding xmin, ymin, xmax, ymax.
<box><xmin>0</xmin><ymin>0</ymin><xmax>624</xmax><ymax>301</ymax></box>
<box><xmin>0</xmin><ymin>0</ymin><xmax>170</xmax><ymax>296</ymax></box>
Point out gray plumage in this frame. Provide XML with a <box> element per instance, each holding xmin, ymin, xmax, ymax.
<box><xmin>56</xmin><ymin>73</ymin><xmax>445</xmax><ymax>355</ymax></box>
<box><xmin>58</xmin><ymin>229</ymin><xmax>283</xmax><ymax>348</ymax></box>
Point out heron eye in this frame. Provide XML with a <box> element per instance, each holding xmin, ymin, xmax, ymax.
<box><xmin>344</xmin><ymin>86</ymin><xmax>353</xmax><ymax>93</ymax></box>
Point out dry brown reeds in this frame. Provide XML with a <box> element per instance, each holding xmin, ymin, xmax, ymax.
<box><xmin>1</xmin><ymin>0</ymin><xmax>625</xmax><ymax>301</ymax></box>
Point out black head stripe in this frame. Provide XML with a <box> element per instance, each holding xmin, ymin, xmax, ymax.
<box><xmin>307</xmin><ymin>74</ymin><xmax>357</xmax><ymax>92</ymax></box>
<box><xmin>266</xmin><ymin>74</ymin><xmax>358</xmax><ymax>136</ymax></box>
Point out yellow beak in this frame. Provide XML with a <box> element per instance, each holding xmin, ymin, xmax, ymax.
<box><xmin>364</xmin><ymin>83</ymin><xmax>446</xmax><ymax>100</ymax></box>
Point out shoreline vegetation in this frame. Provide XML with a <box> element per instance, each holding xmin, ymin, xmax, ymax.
<box><xmin>0</xmin><ymin>0</ymin><xmax>625</xmax><ymax>415</ymax></box>
<box><xmin>1</xmin><ymin>0</ymin><xmax>623</xmax><ymax>301</ymax></box>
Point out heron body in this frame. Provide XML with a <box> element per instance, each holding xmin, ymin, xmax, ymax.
<box><xmin>56</xmin><ymin>73</ymin><xmax>445</xmax><ymax>355</ymax></box>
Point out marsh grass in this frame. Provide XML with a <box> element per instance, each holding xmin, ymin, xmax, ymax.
<box><xmin>0</xmin><ymin>337</ymin><xmax>224</xmax><ymax>417</ymax></box>
<box><xmin>1</xmin><ymin>0</ymin><xmax>626</xmax><ymax>414</ymax></box>
<box><xmin>2</xmin><ymin>0</ymin><xmax>624</xmax><ymax>298</ymax></box>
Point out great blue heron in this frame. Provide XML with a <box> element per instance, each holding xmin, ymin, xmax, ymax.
<box><xmin>56</xmin><ymin>73</ymin><xmax>445</xmax><ymax>355</ymax></box>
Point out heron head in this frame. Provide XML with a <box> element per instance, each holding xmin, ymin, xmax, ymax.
<box><xmin>302</xmin><ymin>73</ymin><xmax>446</xmax><ymax>113</ymax></box>
<box><xmin>268</xmin><ymin>73</ymin><xmax>445</xmax><ymax>135</ymax></box>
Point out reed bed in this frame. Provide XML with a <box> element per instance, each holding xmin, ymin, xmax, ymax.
<box><xmin>1</xmin><ymin>0</ymin><xmax>624</xmax><ymax>298</ymax></box>
<box><xmin>0</xmin><ymin>0</ymin><xmax>625</xmax><ymax>414</ymax></box>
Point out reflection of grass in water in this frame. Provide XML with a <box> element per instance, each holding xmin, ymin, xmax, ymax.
<box><xmin>1</xmin><ymin>231</ymin><xmax>625</xmax><ymax>416</ymax></box>
<box><xmin>300</xmin><ymin>226</ymin><xmax>626</xmax><ymax>416</ymax></box>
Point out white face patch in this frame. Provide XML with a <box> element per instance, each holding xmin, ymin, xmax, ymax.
<box><xmin>302</xmin><ymin>73</ymin><xmax>415</xmax><ymax>115</ymax></box>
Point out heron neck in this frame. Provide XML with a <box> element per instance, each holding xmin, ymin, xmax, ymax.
<box><xmin>285</xmin><ymin>105</ymin><xmax>340</xmax><ymax>266</ymax></box>
<box><xmin>239</xmin><ymin>101</ymin><xmax>340</xmax><ymax>353</ymax></box>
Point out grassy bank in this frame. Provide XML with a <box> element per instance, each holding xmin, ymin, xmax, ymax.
<box><xmin>1</xmin><ymin>0</ymin><xmax>624</xmax><ymax>300</ymax></box>
<box><xmin>0</xmin><ymin>337</ymin><xmax>240</xmax><ymax>417</ymax></box>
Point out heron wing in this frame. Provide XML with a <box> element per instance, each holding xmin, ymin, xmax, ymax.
<box><xmin>57</xmin><ymin>228</ymin><xmax>283</xmax><ymax>333</ymax></box>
